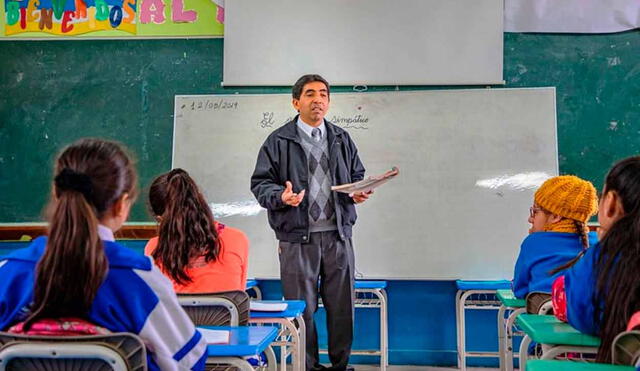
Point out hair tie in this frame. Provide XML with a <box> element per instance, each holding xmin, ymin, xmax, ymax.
<box><xmin>54</xmin><ymin>168</ymin><xmax>93</xmax><ymax>199</ymax></box>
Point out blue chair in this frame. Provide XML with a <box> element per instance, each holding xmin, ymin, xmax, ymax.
<box><xmin>250</xmin><ymin>300</ymin><xmax>306</xmax><ymax>371</ymax></box>
<box><xmin>318</xmin><ymin>280</ymin><xmax>388</xmax><ymax>370</ymax></box>
<box><xmin>455</xmin><ymin>279</ymin><xmax>511</xmax><ymax>370</ymax></box>
<box><xmin>246</xmin><ymin>279</ymin><xmax>262</xmax><ymax>300</ymax></box>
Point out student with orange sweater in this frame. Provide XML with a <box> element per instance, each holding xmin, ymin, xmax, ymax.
<box><xmin>144</xmin><ymin>168</ymin><xmax>249</xmax><ymax>293</ymax></box>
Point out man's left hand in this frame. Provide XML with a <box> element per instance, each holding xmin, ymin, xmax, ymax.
<box><xmin>351</xmin><ymin>190</ymin><xmax>373</xmax><ymax>204</ymax></box>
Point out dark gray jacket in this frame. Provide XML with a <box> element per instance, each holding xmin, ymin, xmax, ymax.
<box><xmin>250</xmin><ymin>117</ymin><xmax>366</xmax><ymax>243</ymax></box>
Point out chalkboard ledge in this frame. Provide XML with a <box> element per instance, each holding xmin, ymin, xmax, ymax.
<box><xmin>0</xmin><ymin>223</ymin><xmax>157</xmax><ymax>241</ymax></box>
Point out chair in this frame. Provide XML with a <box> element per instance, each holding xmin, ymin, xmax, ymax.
<box><xmin>496</xmin><ymin>289</ymin><xmax>526</xmax><ymax>371</ymax></box>
<box><xmin>318</xmin><ymin>280</ymin><xmax>388</xmax><ymax>371</ymax></box>
<box><xmin>178</xmin><ymin>290</ymin><xmax>250</xmax><ymax>326</ymax></box>
<box><xmin>179</xmin><ymin>291</ymin><xmax>275</xmax><ymax>371</ymax></box>
<box><xmin>612</xmin><ymin>330</ymin><xmax>640</xmax><ymax>367</ymax></box>
<box><xmin>455</xmin><ymin>279</ymin><xmax>512</xmax><ymax>370</ymax></box>
<box><xmin>0</xmin><ymin>332</ymin><xmax>146</xmax><ymax>371</ymax></box>
<box><xmin>526</xmin><ymin>292</ymin><xmax>553</xmax><ymax>315</ymax></box>
<box><xmin>245</xmin><ymin>279</ymin><xmax>262</xmax><ymax>300</ymax></box>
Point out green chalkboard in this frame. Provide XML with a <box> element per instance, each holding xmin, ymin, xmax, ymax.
<box><xmin>1</xmin><ymin>32</ymin><xmax>639</xmax><ymax>222</ymax></box>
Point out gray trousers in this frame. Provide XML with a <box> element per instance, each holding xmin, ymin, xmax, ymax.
<box><xmin>278</xmin><ymin>231</ymin><xmax>355</xmax><ymax>371</ymax></box>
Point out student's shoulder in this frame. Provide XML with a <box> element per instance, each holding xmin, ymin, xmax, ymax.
<box><xmin>1</xmin><ymin>236</ymin><xmax>47</xmax><ymax>264</ymax></box>
<box><xmin>103</xmin><ymin>240</ymin><xmax>152</xmax><ymax>271</ymax></box>
<box><xmin>522</xmin><ymin>231</ymin><xmax>579</xmax><ymax>247</ymax></box>
<box><xmin>220</xmin><ymin>225</ymin><xmax>249</xmax><ymax>248</ymax></box>
<box><xmin>144</xmin><ymin>237</ymin><xmax>159</xmax><ymax>256</ymax></box>
<box><xmin>521</xmin><ymin>232</ymin><xmax>547</xmax><ymax>248</ymax></box>
<box><xmin>566</xmin><ymin>242</ymin><xmax>600</xmax><ymax>279</ymax></box>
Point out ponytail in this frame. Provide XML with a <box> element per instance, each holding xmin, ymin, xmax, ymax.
<box><xmin>25</xmin><ymin>139</ymin><xmax>137</xmax><ymax>329</ymax></box>
<box><xmin>548</xmin><ymin>220</ymin><xmax>590</xmax><ymax>275</ymax></box>
<box><xmin>150</xmin><ymin>169</ymin><xmax>219</xmax><ymax>285</ymax></box>
<box><xmin>25</xmin><ymin>192</ymin><xmax>107</xmax><ymax>329</ymax></box>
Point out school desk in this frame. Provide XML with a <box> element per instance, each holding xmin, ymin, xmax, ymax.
<box><xmin>526</xmin><ymin>360</ymin><xmax>634</xmax><ymax>371</ymax></box>
<box><xmin>249</xmin><ymin>300</ymin><xmax>306</xmax><ymax>371</ymax></box>
<box><xmin>203</xmin><ymin>325</ymin><xmax>279</xmax><ymax>371</ymax></box>
<box><xmin>516</xmin><ymin>314</ymin><xmax>600</xmax><ymax>369</ymax></box>
<box><xmin>456</xmin><ymin>279</ymin><xmax>512</xmax><ymax>371</ymax></box>
<box><xmin>496</xmin><ymin>289</ymin><xmax>526</xmax><ymax>371</ymax></box>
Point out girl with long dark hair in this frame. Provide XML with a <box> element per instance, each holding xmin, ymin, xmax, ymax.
<box><xmin>0</xmin><ymin>138</ymin><xmax>206</xmax><ymax>370</ymax></box>
<box><xmin>145</xmin><ymin>169</ymin><xmax>249</xmax><ymax>293</ymax></box>
<box><xmin>553</xmin><ymin>156</ymin><xmax>640</xmax><ymax>362</ymax></box>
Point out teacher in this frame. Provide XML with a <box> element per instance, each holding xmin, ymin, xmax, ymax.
<box><xmin>250</xmin><ymin>74</ymin><xmax>371</xmax><ymax>371</ymax></box>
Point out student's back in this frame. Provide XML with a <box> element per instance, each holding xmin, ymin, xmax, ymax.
<box><xmin>552</xmin><ymin>156</ymin><xmax>640</xmax><ymax>363</ymax></box>
<box><xmin>0</xmin><ymin>138</ymin><xmax>206</xmax><ymax>371</ymax></box>
<box><xmin>512</xmin><ymin>175</ymin><xmax>598</xmax><ymax>299</ymax></box>
<box><xmin>145</xmin><ymin>169</ymin><xmax>249</xmax><ymax>293</ymax></box>
<box><xmin>145</xmin><ymin>222</ymin><xmax>248</xmax><ymax>293</ymax></box>
<box><xmin>513</xmin><ymin>231</ymin><xmax>597</xmax><ymax>298</ymax></box>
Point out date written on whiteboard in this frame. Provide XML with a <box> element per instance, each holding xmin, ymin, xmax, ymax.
<box><xmin>181</xmin><ymin>99</ymin><xmax>239</xmax><ymax>111</ymax></box>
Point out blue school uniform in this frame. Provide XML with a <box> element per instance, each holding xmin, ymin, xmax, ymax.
<box><xmin>512</xmin><ymin>231</ymin><xmax>598</xmax><ymax>299</ymax></box>
<box><xmin>0</xmin><ymin>235</ymin><xmax>207</xmax><ymax>371</ymax></box>
<box><xmin>564</xmin><ymin>242</ymin><xmax>602</xmax><ymax>335</ymax></box>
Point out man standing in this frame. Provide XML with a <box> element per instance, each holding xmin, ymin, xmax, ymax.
<box><xmin>251</xmin><ymin>74</ymin><xmax>371</xmax><ymax>371</ymax></box>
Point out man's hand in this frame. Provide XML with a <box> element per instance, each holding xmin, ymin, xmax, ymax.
<box><xmin>281</xmin><ymin>181</ymin><xmax>306</xmax><ymax>207</ymax></box>
<box><xmin>351</xmin><ymin>190</ymin><xmax>373</xmax><ymax>204</ymax></box>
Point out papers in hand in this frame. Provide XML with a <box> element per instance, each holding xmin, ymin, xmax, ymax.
<box><xmin>331</xmin><ymin>167</ymin><xmax>400</xmax><ymax>194</ymax></box>
<box><xmin>250</xmin><ymin>301</ymin><xmax>288</xmax><ymax>312</ymax></box>
<box><xmin>199</xmin><ymin>328</ymin><xmax>230</xmax><ymax>344</ymax></box>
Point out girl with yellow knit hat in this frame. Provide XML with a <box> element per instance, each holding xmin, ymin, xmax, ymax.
<box><xmin>512</xmin><ymin>175</ymin><xmax>598</xmax><ymax>299</ymax></box>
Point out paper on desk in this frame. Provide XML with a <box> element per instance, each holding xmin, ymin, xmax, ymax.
<box><xmin>250</xmin><ymin>301</ymin><xmax>288</xmax><ymax>312</ymax></box>
<box><xmin>199</xmin><ymin>328</ymin><xmax>230</xmax><ymax>344</ymax></box>
<box><xmin>331</xmin><ymin>167</ymin><xmax>399</xmax><ymax>194</ymax></box>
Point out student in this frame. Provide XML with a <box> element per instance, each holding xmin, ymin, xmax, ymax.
<box><xmin>512</xmin><ymin>175</ymin><xmax>598</xmax><ymax>299</ymax></box>
<box><xmin>552</xmin><ymin>156</ymin><xmax>640</xmax><ymax>362</ymax></box>
<box><xmin>0</xmin><ymin>138</ymin><xmax>206</xmax><ymax>371</ymax></box>
<box><xmin>145</xmin><ymin>168</ymin><xmax>249</xmax><ymax>293</ymax></box>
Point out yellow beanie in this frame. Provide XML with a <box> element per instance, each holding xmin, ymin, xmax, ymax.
<box><xmin>534</xmin><ymin>175</ymin><xmax>598</xmax><ymax>223</ymax></box>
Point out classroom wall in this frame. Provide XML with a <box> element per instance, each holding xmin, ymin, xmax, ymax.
<box><xmin>2</xmin><ymin>27</ymin><xmax>639</xmax><ymax>367</ymax></box>
<box><xmin>1</xmin><ymin>31</ymin><xmax>639</xmax><ymax>222</ymax></box>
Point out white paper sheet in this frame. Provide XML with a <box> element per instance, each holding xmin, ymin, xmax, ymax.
<box><xmin>250</xmin><ymin>302</ymin><xmax>288</xmax><ymax>312</ymax></box>
<box><xmin>199</xmin><ymin>328</ymin><xmax>230</xmax><ymax>344</ymax></box>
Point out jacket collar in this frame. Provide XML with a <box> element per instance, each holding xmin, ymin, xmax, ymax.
<box><xmin>277</xmin><ymin>115</ymin><xmax>345</xmax><ymax>144</ymax></box>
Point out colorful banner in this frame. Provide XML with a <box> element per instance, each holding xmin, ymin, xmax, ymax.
<box><xmin>2</xmin><ymin>0</ymin><xmax>223</xmax><ymax>37</ymax></box>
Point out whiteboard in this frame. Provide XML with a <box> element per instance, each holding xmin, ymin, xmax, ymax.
<box><xmin>173</xmin><ymin>88</ymin><xmax>558</xmax><ymax>279</ymax></box>
<box><xmin>223</xmin><ymin>0</ymin><xmax>504</xmax><ymax>86</ymax></box>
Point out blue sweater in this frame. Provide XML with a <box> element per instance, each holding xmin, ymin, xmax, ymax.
<box><xmin>564</xmin><ymin>242</ymin><xmax>602</xmax><ymax>335</ymax></box>
<box><xmin>512</xmin><ymin>231</ymin><xmax>598</xmax><ymax>299</ymax></box>
<box><xmin>0</xmin><ymin>237</ymin><xmax>207</xmax><ymax>371</ymax></box>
